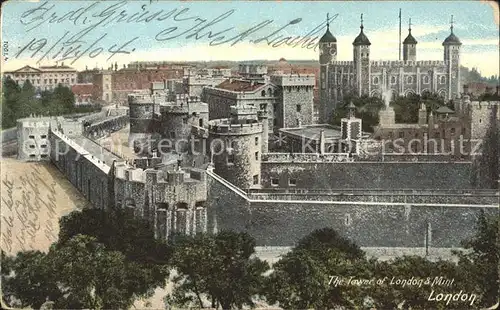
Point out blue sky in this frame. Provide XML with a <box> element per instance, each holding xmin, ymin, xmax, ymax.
<box><xmin>2</xmin><ymin>0</ymin><xmax>499</xmax><ymax>76</ymax></box>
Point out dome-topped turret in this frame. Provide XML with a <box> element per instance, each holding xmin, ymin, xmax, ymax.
<box><xmin>443</xmin><ymin>15</ymin><xmax>461</xmax><ymax>46</ymax></box>
<box><xmin>353</xmin><ymin>14</ymin><xmax>371</xmax><ymax>46</ymax></box>
<box><xmin>319</xmin><ymin>14</ymin><xmax>337</xmax><ymax>43</ymax></box>
<box><xmin>320</xmin><ymin>29</ymin><xmax>337</xmax><ymax>43</ymax></box>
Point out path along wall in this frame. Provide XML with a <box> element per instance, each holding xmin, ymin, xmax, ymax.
<box><xmin>49</xmin><ymin>129</ymin><xmax>112</xmax><ymax>210</ymax></box>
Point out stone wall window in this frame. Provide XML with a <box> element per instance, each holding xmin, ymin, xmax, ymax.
<box><xmin>227</xmin><ymin>154</ymin><xmax>234</xmax><ymax>164</ymax></box>
<box><xmin>373</xmin><ymin>76</ymin><xmax>379</xmax><ymax>85</ymax></box>
<box><xmin>271</xmin><ymin>178</ymin><xmax>279</xmax><ymax>186</ymax></box>
<box><xmin>176</xmin><ymin>203</ymin><xmax>188</xmax><ymax>234</ymax></box>
<box><xmin>450</xmin><ymin>128</ymin><xmax>455</xmax><ymax>135</ymax></box>
<box><xmin>440</xmin><ymin>76</ymin><xmax>446</xmax><ymax>84</ymax></box>
<box><xmin>195</xmin><ymin>201</ymin><xmax>206</xmax><ymax>233</ymax></box>
<box><xmin>261</xmin><ymin>90</ymin><xmax>266</xmax><ymax>97</ymax></box>
<box><xmin>296</xmin><ymin>105</ymin><xmax>301</xmax><ymax>112</ymax></box>
<box><xmin>289</xmin><ymin>178</ymin><xmax>297</xmax><ymax>186</ymax></box>
<box><xmin>255</xmin><ymin>151</ymin><xmax>259</xmax><ymax>160</ymax></box>
<box><xmin>345</xmin><ymin>214</ymin><xmax>351</xmax><ymax>226</ymax></box>
<box><xmin>423</xmin><ymin>76</ymin><xmax>430</xmax><ymax>84</ymax></box>
<box><xmin>398</xmin><ymin>132</ymin><xmax>404</xmax><ymax>138</ymax></box>
<box><xmin>391</xmin><ymin>76</ymin><xmax>396</xmax><ymax>84</ymax></box>
<box><xmin>253</xmin><ymin>175</ymin><xmax>259</xmax><ymax>185</ymax></box>
<box><xmin>29</xmin><ymin>135</ymin><xmax>35</xmax><ymax>139</ymax></box>
<box><xmin>407</xmin><ymin>76</ymin><xmax>413</xmax><ymax>84</ymax></box>
<box><xmin>255</xmin><ymin>137</ymin><xmax>259</xmax><ymax>146</ymax></box>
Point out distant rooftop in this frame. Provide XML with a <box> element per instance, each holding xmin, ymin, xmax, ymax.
<box><xmin>216</xmin><ymin>79</ymin><xmax>264</xmax><ymax>92</ymax></box>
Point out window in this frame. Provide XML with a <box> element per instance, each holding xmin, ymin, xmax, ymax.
<box><xmin>461</xmin><ymin>128</ymin><xmax>466</xmax><ymax>136</ymax></box>
<box><xmin>255</xmin><ymin>137</ymin><xmax>259</xmax><ymax>146</ymax></box>
<box><xmin>199</xmin><ymin>119</ymin><xmax>203</xmax><ymax>127</ymax></box>
<box><xmin>260</xmin><ymin>104</ymin><xmax>267</xmax><ymax>110</ymax></box>
<box><xmin>44</xmin><ymin>79</ymin><xmax>47</xmax><ymax>84</ymax></box>
<box><xmin>398</xmin><ymin>132</ymin><xmax>404</xmax><ymax>138</ymax></box>
<box><xmin>423</xmin><ymin>76</ymin><xmax>429</xmax><ymax>84</ymax></box>
<box><xmin>373</xmin><ymin>76</ymin><xmax>379</xmax><ymax>85</ymax></box>
<box><xmin>345</xmin><ymin>214</ymin><xmax>351</xmax><ymax>226</ymax></box>
<box><xmin>255</xmin><ymin>152</ymin><xmax>259</xmax><ymax>160</ymax></box>
<box><xmin>261</xmin><ymin>90</ymin><xmax>266</xmax><ymax>97</ymax></box>
<box><xmin>71</xmin><ymin>79</ymin><xmax>75</xmax><ymax>83</ymax></box>
<box><xmin>227</xmin><ymin>154</ymin><xmax>234</xmax><ymax>164</ymax></box>
<box><xmin>41</xmin><ymin>154</ymin><xmax>48</xmax><ymax>158</ymax></box>
<box><xmin>170</xmin><ymin>131</ymin><xmax>176</xmax><ymax>138</ymax></box>
<box><xmin>40</xmin><ymin>144</ymin><xmax>47</xmax><ymax>148</ymax></box>
<box><xmin>253</xmin><ymin>175</ymin><xmax>259</xmax><ymax>185</ymax></box>
<box><xmin>388</xmin><ymin>132</ymin><xmax>393</xmax><ymax>139</ymax></box>
<box><xmin>407</xmin><ymin>76</ymin><xmax>413</xmax><ymax>84</ymax></box>
<box><xmin>49</xmin><ymin>79</ymin><xmax>52</xmax><ymax>84</ymax></box>
<box><xmin>391</xmin><ymin>76</ymin><xmax>396</xmax><ymax>84</ymax></box>
<box><xmin>183</xmin><ymin>118</ymin><xmax>188</xmax><ymax>124</ymax></box>
<box><xmin>28</xmin><ymin>135</ymin><xmax>35</xmax><ymax>139</ymax></box>
<box><xmin>289</xmin><ymin>178</ymin><xmax>297</xmax><ymax>186</ymax></box>
<box><xmin>296</xmin><ymin>105</ymin><xmax>301</xmax><ymax>112</ymax></box>
<box><xmin>440</xmin><ymin>76</ymin><xmax>446</xmax><ymax>84</ymax></box>
<box><xmin>271</xmin><ymin>178</ymin><xmax>279</xmax><ymax>186</ymax></box>
<box><xmin>29</xmin><ymin>145</ymin><xmax>35</xmax><ymax>149</ymax></box>
<box><xmin>29</xmin><ymin>154</ymin><xmax>36</xmax><ymax>158</ymax></box>
<box><xmin>450</xmin><ymin>128</ymin><xmax>456</xmax><ymax>135</ymax></box>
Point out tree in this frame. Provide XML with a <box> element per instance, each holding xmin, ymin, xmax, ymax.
<box><xmin>48</xmin><ymin>234</ymin><xmax>132</xmax><ymax>309</ymax></box>
<box><xmin>265</xmin><ymin>228</ymin><xmax>369</xmax><ymax>309</ymax></box>
<box><xmin>455</xmin><ymin>212</ymin><xmax>500</xmax><ymax>307</ymax></box>
<box><xmin>1</xmin><ymin>250</ymin><xmax>61</xmax><ymax>309</ymax></box>
<box><xmin>168</xmin><ymin>231</ymin><xmax>270</xmax><ymax>309</ymax></box>
<box><xmin>57</xmin><ymin>208</ymin><xmax>171</xmax><ymax>301</ymax></box>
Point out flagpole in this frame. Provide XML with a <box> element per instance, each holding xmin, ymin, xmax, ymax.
<box><xmin>399</xmin><ymin>8</ymin><xmax>402</xmax><ymax>61</ymax></box>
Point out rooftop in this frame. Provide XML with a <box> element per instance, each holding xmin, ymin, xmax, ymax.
<box><xmin>280</xmin><ymin>125</ymin><xmax>343</xmax><ymax>141</ymax></box>
<box><xmin>71</xmin><ymin>84</ymin><xmax>95</xmax><ymax>95</ymax></box>
<box><xmin>216</xmin><ymin>79</ymin><xmax>264</xmax><ymax>92</ymax></box>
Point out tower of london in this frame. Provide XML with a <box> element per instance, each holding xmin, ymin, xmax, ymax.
<box><xmin>319</xmin><ymin>15</ymin><xmax>462</xmax><ymax>123</ymax></box>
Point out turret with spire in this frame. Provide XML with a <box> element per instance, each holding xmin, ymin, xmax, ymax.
<box><xmin>403</xmin><ymin>18</ymin><xmax>418</xmax><ymax>61</ymax></box>
<box><xmin>319</xmin><ymin>13</ymin><xmax>337</xmax><ymax>65</ymax></box>
<box><xmin>442</xmin><ymin>15</ymin><xmax>462</xmax><ymax>99</ymax></box>
<box><xmin>353</xmin><ymin>14</ymin><xmax>371</xmax><ymax>96</ymax></box>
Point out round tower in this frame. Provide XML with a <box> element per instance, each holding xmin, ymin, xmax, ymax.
<box><xmin>128</xmin><ymin>94</ymin><xmax>157</xmax><ymax>154</ymax></box>
<box><xmin>208</xmin><ymin>106</ymin><xmax>263</xmax><ymax>189</ymax></box>
<box><xmin>160</xmin><ymin>94</ymin><xmax>209</xmax><ymax>153</ymax></box>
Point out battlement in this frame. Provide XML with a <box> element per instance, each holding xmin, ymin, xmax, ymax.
<box><xmin>468</xmin><ymin>100</ymin><xmax>500</xmax><ymax>109</ymax></box>
<box><xmin>208</xmin><ymin>118</ymin><xmax>263</xmax><ymax>135</ymax></box>
<box><xmin>270</xmin><ymin>74</ymin><xmax>315</xmax><ymax>86</ymax></box>
<box><xmin>369</xmin><ymin>60</ymin><xmax>447</xmax><ymax>67</ymax></box>
<box><xmin>261</xmin><ymin>153</ymin><xmax>352</xmax><ymax>163</ymax></box>
<box><xmin>114</xmin><ymin>161</ymin><xmax>206</xmax><ymax>185</ymax></box>
<box><xmin>330</xmin><ymin>61</ymin><xmax>354</xmax><ymax>66</ymax></box>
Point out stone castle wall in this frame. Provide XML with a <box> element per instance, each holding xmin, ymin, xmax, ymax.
<box><xmin>207</xmin><ymin>170</ymin><xmax>498</xmax><ymax>247</ymax></box>
<box><xmin>260</xmin><ymin>161</ymin><xmax>473</xmax><ymax>190</ymax></box>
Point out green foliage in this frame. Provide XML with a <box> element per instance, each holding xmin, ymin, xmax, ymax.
<box><xmin>2</xmin><ymin>209</ymin><xmax>172</xmax><ymax>309</ymax></box>
<box><xmin>331</xmin><ymin>94</ymin><xmax>384</xmax><ymax>132</ymax></box>
<box><xmin>168</xmin><ymin>231</ymin><xmax>270</xmax><ymax>309</ymax></box>
<box><xmin>455</xmin><ymin>212</ymin><xmax>500</xmax><ymax>307</ymax></box>
<box><xmin>265</xmin><ymin>228</ymin><xmax>369</xmax><ymax>309</ymax></box>
<box><xmin>1</xmin><ymin>77</ymin><xmax>100</xmax><ymax>129</ymax></box>
<box><xmin>461</xmin><ymin>66</ymin><xmax>499</xmax><ymax>85</ymax></box>
<box><xmin>2</xmin><ymin>250</ymin><xmax>61</xmax><ymax>309</ymax></box>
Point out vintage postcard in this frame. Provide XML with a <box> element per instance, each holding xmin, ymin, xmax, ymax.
<box><xmin>1</xmin><ymin>0</ymin><xmax>499</xmax><ymax>309</ymax></box>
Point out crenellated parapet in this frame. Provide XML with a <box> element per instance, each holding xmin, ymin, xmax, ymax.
<box><xmin>208</xmin><ymin>119</ymin><xmax>263</xmax><ymax>135</ymax></box>
<box><xmin>270</xmin><ymin>74</ymin><xmax>315</xmax><ymax>86</ymax></box>
<box><xmin>330</xmin><ymin>61</ymin><xmax>354</xmax><ymax>66</ymax></box>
